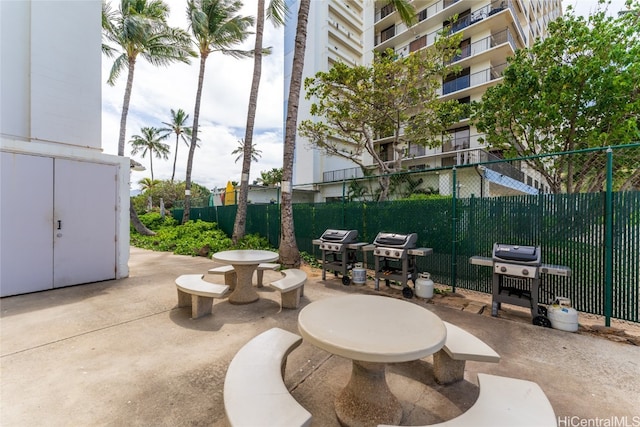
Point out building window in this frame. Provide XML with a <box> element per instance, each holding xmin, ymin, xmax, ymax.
<box><xmin>443</xmin><ymin>126</ymin><xmax>470</xmax><ymax>152</ymax></box>
<box><xmin>408</xmin><ymin>143</ymin><xmax>426</xmax><ymax>157</ymax></box>
<box><xmin>379</xmin><ymin>142</ymin><xmax>394</xmax><ymax>162</ymax></box>
<box><xmin>380</xmin><ymin>25</ymin><xmax>395</xmax><ymax>43</ymax></box>
<box><xmin>410</xmin><ymin>35</ymin><xmax>427</xmax><ymax>52</ymax></box>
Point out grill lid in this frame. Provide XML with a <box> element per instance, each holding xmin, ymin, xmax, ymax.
<box><xmin>493</xmin><ymin>243</ymin><xmax>540</xmax><ymax>264</ymax></box>
<box><xmin>373</xmin><ymin>232</ymin><xmax>418</xmax><ymax>249</ymax></box>
<box><xmin>320</xmin><ymin>229</ymin><xmax>358</xmax><ymax>243</ymax></box>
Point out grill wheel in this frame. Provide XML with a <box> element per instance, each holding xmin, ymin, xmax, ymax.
<box><xmin>402</xmin><ymin>287</ymin><xmax>414</xmax><ymax>299</ymax></box>
<box><xmin>533</xmin><ymin>315</ymin><xmax>552</xmax><ymax>328</ymax></box>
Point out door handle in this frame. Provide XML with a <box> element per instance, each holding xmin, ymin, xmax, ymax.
<box><xmin>57</xmin><ymin>220</ymin><xmax>62</xmax><ymax>230</ymax></box>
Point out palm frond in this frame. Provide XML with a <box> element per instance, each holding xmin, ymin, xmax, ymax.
<box><xmin>266</xmin><ymin>0</ymin><xmax>288</xmax><ymax>27</ymax></box>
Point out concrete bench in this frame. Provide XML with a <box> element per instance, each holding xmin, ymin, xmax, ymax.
<box><xmin>255</xmin><ymin>262</ymin><xmax>280</xmax><ymax>288</ymax></box>
<box><xmin>380</xmin><ymin>373</ymin><xmax>556</xmax><ymax>427</ymax></box>
<box><xmin>208</xmin><ymin>265</ymin><xmax>237</xmax><ymax>289</ymax></box>
<box><xmin>224</xmin><ymin>327</ymin><xmax>312</xmax><ymax>427</ymax></box>
<box><xmin>433</xmin><ymin>321</ymin><xmax>500</xmax><ymax>385</ymax></box>
<box><xmin>268</xmin><ymin>268</ymin><xmax>307</xmax><ymax>309</ymax></box>
<box><xmin>208</xmin><ymin>263</ymin><xmax>280</xmax><ymax>290</ymax></box>
<box><xmin>175</xmin><ymin>274</ymin><xmax>229</xmax><ymax>319</ymax></box>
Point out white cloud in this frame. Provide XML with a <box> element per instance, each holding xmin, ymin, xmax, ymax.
<box><xmin>102</xmin><ymin>0</ymin><xmax>284</xmax><ymax>191</ymax></box>
<box><xmin>561</xmin><ymin>0</ymin><xmax>629</xmax><ymax>17</ymax></box>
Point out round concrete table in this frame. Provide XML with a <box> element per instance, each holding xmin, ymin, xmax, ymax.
<box><xmin>297</xmin><ymin>294</ymin><xmax>446</xmax><ymax>427</ymax></box>
<box><xmin>212</xmin><ymin>250</ymin><xmax>279</xmax><ymax>304</ymax></box>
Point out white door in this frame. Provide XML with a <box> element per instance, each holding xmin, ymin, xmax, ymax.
<box><xmin>0</xmin><ymin>152</ymin><xmax>55</xmax><ymax>296</ymax></box>
<box><xmin>53</xmin><ymin>159</ymin><xmax>117</xmax><ymax>287</ymax></box>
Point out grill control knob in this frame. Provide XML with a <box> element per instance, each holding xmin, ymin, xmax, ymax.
<box><xmin>385</xmin><ymin>250</ymin><xmax>390</xmax><ymax>256</ymax></box>
<box><xmin>522</xmin><ymin>269</ymin><xmax>529</xmax><ymax>276</ymax></box>
<box><xmin>500</xmin><ymin>266</ymin><xmax>507</xmax><ymax>273</ymax></box>
<box><xmin>394</xmin><ymin>251</ymin><xmax>400</xmax><ymax>257</ymax></box>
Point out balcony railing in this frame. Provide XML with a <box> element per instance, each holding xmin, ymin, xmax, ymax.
<box><xmin>446</xmin><ymin>28</ymin><xmax>516</xmax><ymax>64</ymax></box>
<box><xmin>442</xmin><ymin>63</ymin><xmax>507</xmax><ymax>95</ymax></box>
<box><xmin>323</xmin><ymin>167</ymin><xmax>364</xmax><ymax>183</ymax></box>
<box><xmin>376</xmin><ymin>0</ymin><xmax>461</xmax><ymax>23</ymax></box>
<box><xmin>382</xmin><ymin>0</ymin><xmax>525</xmax><ymax>51</ymax></box>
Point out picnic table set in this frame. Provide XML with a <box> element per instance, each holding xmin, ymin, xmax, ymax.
<box><xmin>171</xmin><ymin>230</ymin><xmax>565</xmax><ymax>426</ymax></box>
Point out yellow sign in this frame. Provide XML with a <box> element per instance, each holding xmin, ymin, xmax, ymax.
<box><xmin>224</xmin><ymin>181</ymin><xmax>235</xmax><ymax>205</ymax></box>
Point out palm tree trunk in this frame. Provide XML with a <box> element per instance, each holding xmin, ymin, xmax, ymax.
<box><xmin>280</xmin><ymin>0</ymin><xmax>310</xmax><ymax>268</ymax></box>
<box><xmin>171</xmin><ymin>134</ymin><xmax>179</xmax><ymax>182</ymax></box>
<box><xmin>118</xmin><ymin>59</ymin><xmax>136</xmax><ymax>157</ymax></box>
<box><xmin>130</xmin><ymin>202</ymin><xmax>155</xmax><ymax>236</ymax></box>
<box><xmin>119</xmin><ymin>58</ymin><xmax>154</xmax><ymax>235</ymax></box>
<box><xmin>183</xmin><ymin>55</ymin><xmax>208</xmax><ymax>224</ymax></box>
<box><xmin>149</xmin><ymin>150</ymin><xmax>154</xmax><ymax>181</ymax></box>
<box><xmin>233</xmin><ymin>0</ymin><xmax>265</xmax><ymax>244</ymax></box>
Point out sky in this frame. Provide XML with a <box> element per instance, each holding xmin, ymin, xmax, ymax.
<box><xmin>101</xmin><ymin>0</ymin><xmax>629</xmax><ymax>192</ymax></box>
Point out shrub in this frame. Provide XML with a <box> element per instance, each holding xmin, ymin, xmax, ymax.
<box><xmin>130</xmin><ymin>219</ymin><xmax>275</xmax><ymax>258</ymax></box>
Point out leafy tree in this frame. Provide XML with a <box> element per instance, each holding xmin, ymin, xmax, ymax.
<box><xmin>232</xmin><ymin>0</ymin><xmax>286</xmax><ymax>244</ymax></box>
<box><xmin>231</xmin><ymin>138</ymin><xmax>262</xmax><ymax>163</ymax></box>
<box><xmin>299</xmin><ymin>40</ymin><xmax>463</xmax><ymax>201</ymax></box>
<box><xmin>279</xmin><ymin>0</ymin><xmax>419</xmax><ymax>266</ymax></box>
<box><xmin>130</xmin><ymin>127</ymin><xmax>171</xmax><ymax>180</ymax></box>
<box><xmin>161</xmin><ymin>108</ymin><xmax>191</xmax><ymax>182</ymax></box>
<box><xmin>472</xmin><ymin>2</ymin><xmax>640</xmax><ymax>193</ymax></box>
<box><xmin>102</xmin><ymin>0</ymin><xmax>195</xmax><ymax>235</ymax></box>
<box><xmin>182</xmin><ymin>0</ymin><xmax>254</xmax><ymax>224</ymax></box>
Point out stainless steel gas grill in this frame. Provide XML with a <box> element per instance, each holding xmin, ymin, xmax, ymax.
<box><xmin>470</xmin><ymin>243</ymin><xmax>571</xmax><ymax>327</ymax></box>
<box><xmin>365</xmin><ymin>232</ymin><xmax>433</xmax><ymax>298</ymax></box>
<box><xmin>312</xmin><ymin>229</ymin><xmax>368</xmax><ymax>285</ymax></box>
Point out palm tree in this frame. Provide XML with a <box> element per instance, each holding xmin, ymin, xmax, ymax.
<box><xmin>161</xmin><ymin>108</ymin><xmax>191</xmax><ymax>182</ymax></box>
<box><xmin>279</xmin><ymin>0</ymin><xmax>310</xmax><ymax>268</ymax></box>
<box><xmin>231</xmin><ymin>138</ymin><xmax>262</xmax><ymax>163</ymax></box>
<box><xmin>182</xmin><ymin>0</ymin><xmax>254</xmax><ymax>224</ymax></box>
<box><xmin>102</xmin><ymin>0</ymin><xmax>196</xmax><ymax>235</ymax></box>
<box><xmin>130</xmin><ymin>127</ymin><xmax>171</xmax><ymax>181</ymax></box>
<box><xmin>232</xmin><ymin>0</ymin><xmax>287</xmax><ymax>244</ymax></box>
<box><xmin>256</xmin><ymin>167</ymin><xmax>283</xmax><ymax>186</ymax></box>
<box><xmin>138</xmin><ymin>177</ymin><xmax>160</xmax><ymax>191</ymax></box>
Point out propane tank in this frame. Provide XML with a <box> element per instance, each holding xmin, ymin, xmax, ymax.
<box><xmin>547</xmin><ymin>304</ymin><xmax>579</xmax><ymax>332</ymax></box>
<box><xmin>415</xmin><ymin>273</ymin><xmax>434</xmax><ymax>299</ymax></box>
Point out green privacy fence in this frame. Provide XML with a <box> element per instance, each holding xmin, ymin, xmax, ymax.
<box><xmin>173</xmin><ymin>145</ymin><xmax>640</xmax><ymax>323</ymax></box>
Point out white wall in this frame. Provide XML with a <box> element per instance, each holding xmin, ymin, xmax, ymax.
<box><xmin>1</xmin><ymin>0</ymin><xmax>101</xmax><ymax>147</ymax></box>
<box><xmin>0</xmin><ymin>0</ymin><xmax>130</xmax><ymax>293</ymax></box>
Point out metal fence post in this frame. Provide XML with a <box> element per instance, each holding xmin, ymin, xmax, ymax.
<box><xmin>605</xmin><ymin>147</ymin><xmax>613</xmax><ymax>326</ymax></box>
<box><xmin>342</xmin><ymin>180</ymin><xmax>346</xmax><ymax>229</ymax></box>
<box><xmin>452</xmin><ymin>167</ymin><xmax>457</xmax><ymax>293</ymax></box>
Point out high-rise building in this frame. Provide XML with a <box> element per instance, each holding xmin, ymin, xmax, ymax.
<box><xmin>289</xmin><ymin>0</ymin><xmax>562</xmax><ymax>201</ymax></box>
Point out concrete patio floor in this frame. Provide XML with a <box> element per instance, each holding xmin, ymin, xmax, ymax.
<box><xmin>1</xmin><ymin>247</ymin><xmax>639</xmax><ymax>426</ymax></box>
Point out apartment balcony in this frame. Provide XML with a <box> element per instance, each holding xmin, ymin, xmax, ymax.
<box><xmin>328</xmin><ymin>20</ymin><xmax>363</xmax><ymax>56</ymax></box>
<box><xmin>323</xmin><ymin>167</ymin><xmax>365</xmax><ymax>183</ymax></box>
<box><xmin>445</xmin><ymin>28</ymin><xmax>517</xmax><ymax>65</ymax></box>
<box><xmin>329</xmin><ymin>1</ymin><xmax>362</xmax><ymax>26</ymax></box>
<box><xmin>441</xmin><ymin>63</ymin><xmax>507</xmax><ymax>96</ymax></box>
<box><xmin>322</xmin><ymin>146</ymin><xmax>524</xmax><ymax>185</ymax></box>
<box><xmin>375</xmin><ymin>0</ymin><xmax>526</xmax><ymax>53</ymax></box>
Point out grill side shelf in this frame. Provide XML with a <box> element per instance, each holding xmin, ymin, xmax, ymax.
<box><xmin>469</xmin><ymin>256</ymin><xmax>493</xmax><ymax>267</ymax></box>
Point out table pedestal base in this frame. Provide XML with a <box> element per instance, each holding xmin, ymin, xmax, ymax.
<box><xmin>228</xmin><ymin>264</ymin><xmax>258</xmax><ymax>304</ymax></box>
<box><xmin>335</xmin><ymin>361</ymin><xmax>402</xmax><ymax>427</ymax></box>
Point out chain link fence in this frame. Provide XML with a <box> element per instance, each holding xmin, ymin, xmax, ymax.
<box><xmin>176</xmin><ymin>144</ymin><xmax>640</xmax><ymax>323</ymax></box>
